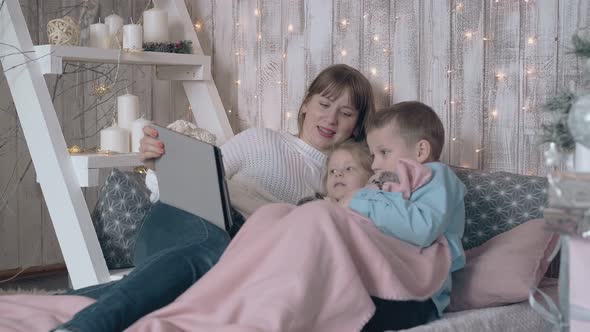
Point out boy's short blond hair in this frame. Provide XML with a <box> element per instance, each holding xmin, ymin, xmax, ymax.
<box><xmin>366</xmin><ymin>101</ymin><xmax>445</xmax><ymax>161</ymax></box>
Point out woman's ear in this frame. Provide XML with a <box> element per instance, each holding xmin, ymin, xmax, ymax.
<box><xmin>415</xmin><ymin>139</ymin><xmax>432</xmax><ymax>163</ymax></box>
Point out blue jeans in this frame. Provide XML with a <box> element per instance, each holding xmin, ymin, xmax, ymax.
<box><xmin>55</xmin><ymin>203</ymin><xmax>241</xmax><ymax>332</ymax></box>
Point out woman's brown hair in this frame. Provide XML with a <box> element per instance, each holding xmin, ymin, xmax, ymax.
<box><xmin>297</xmin><ymin>64</ymin><xmax>376</xmax><ymax>141</ymax></box>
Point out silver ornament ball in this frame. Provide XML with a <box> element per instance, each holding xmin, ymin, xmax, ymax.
<box><xmin>568</xmin><ymin>94</ymin><xmax>590</xmax><ymax>148</ymax></box>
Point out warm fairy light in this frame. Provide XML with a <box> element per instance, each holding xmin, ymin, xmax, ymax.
<box><xmin>482</xmin><ymin>37</ymin><xmax>491</xmax><ymax>41</ymax></box>
<box><xmin>235</xmin><ymin>80</ymin><xmax>241</xmax><ymax>85</ymax></box>
<box><xmin>236</xmin><ymin>22</ymin><xmax>240</xmax><ymax>26</ymax></box>
<box><xmin>384</xmin><ymin>85</ymin><xmax>389</xmax><ymax>91</ymax></box>
<box><xmin>452</xmin><ymin>137</ymin><xmax>457</xmax><ymax>142</ymax></box>
<box><xmin>476</xmin><ymin>148</ymin><xmax>484</xmax><ymax>153</ymax></box>
<box><xmin>235</xmin><ymin>51</ymin><xmax>240</xmax><ymax>56</ymax></box>
<box><xmin>340</xmin><ymin>19</ymin><xmax>348</xmax><ymax>26</ymax></box>
<box><xmin>522</xmin><ymin>106</ymin><xmax>527</xmax><ymax>111</ymax></box>
<box><xmin>465</xmin><ymin>31</ymin><xmax>473</xmax><ymax>38</ymax></box>
<box><xmin>277</xmin><ymin>80</ymin><xmax>282</xmax><ymax>84</ymax></box>
<box><xmin>254</xmin><ymin>9</ymin><xmax>260</xmax><ymax>16</ymax></box>
<box><xmin>373</xmin><ymin>35</ymin><xmax>380</xmax><ymax>42</ymax></box>
<box><xmin>495</xmin><ymin>72</ymin><xmax>506</xmax><ymax>80</ymax></box>
<box><xmin>228</xmin><ymin>109</ymin><xmax>232</xmax><ymax>113</ymax></box>
<box><xmin>455</xmin><ymin>3</ymin><xmax>464</xmax><ymax>11</ymax></box>
<box><xmin>288</xmin><ymin>24</ymin><xmax>293</xmax><ymax>32</ymax></box>
<box><xmin>528</xmin><ymin>36</ymin><xmax>536</xmax><ymax>44</ymax></box>
<box><xmin>282</xmin><ymin>53</ymin><xmax>286</xmax><ymax>59</ymax></box>
<box><xmin>491</xmin><ymin>110</ymin><xmax>498</xmax><ymax>118</ymax></box>
<box><xmin>340</xmin><ymin>49</ymin><xmax>347</xmax><ymax>56</ymax></box>
<box><xmin>383</xmin><ymin>48</ymin><xmax>389</xmax><ymax>53</ymax></box>
<box><xmin>447</xmin><ymin>70</ymin><xmax>453</xmax><ymax>73</ymax></box>
<box><xmin>286</xmin><ymin>112</ymin><xmax>292</xmax><ymax>118</ymax></box>
<box><xmin>370</xmin><ymin>67</ymin><xmax>377</xmax><ymax>76</ymax></box>
<box><xmin>257</xmin><ymin>34</ymin><xmax>262</xmax><ymax>41</ymax></box>
<box><xmin>526</xmin><ymin>68</ymin><xmax>535</xmax><ymax>75</ymax></box>
<box><xmin>194</xmin><ymin>21</ymin><xmax>202</xmax><ymax>31</ymax></box>
<box><xmin>450</xmin><ymin>100</ymin><xmax>455</xmax><ymax>105</ymax></box>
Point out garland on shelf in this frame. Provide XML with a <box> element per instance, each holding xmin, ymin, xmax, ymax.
<box><xmin>142</xmin><ymin>40</ymin><xmax>192</xmax><ymax>54</ymax></box>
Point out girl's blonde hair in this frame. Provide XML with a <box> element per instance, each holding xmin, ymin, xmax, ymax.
<box><xmin>324</xmin><ymin>140</ymin><xmax>373</xmax><ymax>188</ymax></box>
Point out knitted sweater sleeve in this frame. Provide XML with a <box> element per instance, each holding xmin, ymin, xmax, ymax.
<box><xmin>220</xmin><ymin>128</ymin><xmax>261</xmax><ymax>179</ymax></box>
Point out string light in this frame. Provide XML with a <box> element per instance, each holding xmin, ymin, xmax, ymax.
<box><xmin>491</xmin><ymin>110</ymin><xmax>498</xmax><ymax>118</ymax></box>
<box><xmin>340</xmin><ymin>19</ymin><xmax>348</xmax><ymax>27</ymax></box>
<box><xmin>340</xmin><ymin>49</ymin><xmax>347</xmax><ymax>56</ymax></box>
<box><xmin>447</xmin><ymin>70</ymin><xmax>453</xmax><ymax>73</ymax></box>
<box><xmin>464</xmin><ymin>31</ymin><xmax>473</xmax><ymax>39</ymax></box>
<box><xmin>526</xmin><ymin>68</ymin><xmax>535</xmax><ymax>75</ymax></box>
<box><xmin>286</xmin><ymin>112</ymin><xmax>292</xmax><ymax>119</ymax></box>
<box><xmin>450</xmin><ymin>100</ymin><xmax>455</xmax><ymax>105</ymax></box>
<box><xmin>383</xmin><ymin>48</ymin><xmax>389</xmax><ymax>53</ymax></box>
<box><xmin>455</xmin><ymin>3</ymin><xmax>464</xmax><ymax>11</ymax></box>
<box><xmin>236</xmin><ymin>22</ymin><xmax>240</xmax><ymax>26</ymax></box>
<box><xmin>257</xmin><ymin>34</ymin><xmax>262</xmax><ymax>41</ymax></box>
<box><xmin>288</xmin><ymin>24</ymin><xmax>293</xmax><ymax>32</ymax></box>
<box><xmin>194</xmin><ymin>20</ymin><xmax>202</xmax><ymax>31</ymax></box>
<box><xmin>482</xmin><ymin>37</ymin><xmax>492</xmax><ymax>41</ymax></box>
<box><xmin>373</xmin><ymin>35</ymin><xmax>380</xmax><ymax>42</ymax></box>
<box><xmin>384</xmin><ymin>85</ymin><xmax>389</xmax><ymax>91</ymax></box>
<box><xmin>282</xmin><ymin>53</ymin><xmax>286</xmax><ymax>59</ymax></box>
<box><xmin>92</xmin><ymin>82</ymin><xmax>110</xmax><ymax>97</ymax></box>
<box><xmin>254</xmin><ymin>8</ymin><xmax>260</xmax><ymax>16</ymax></box>
<box><xmin>527</xmin><ymin>36</ymin><xmax>536</xmax><ymax>44</ymax></box>
<box><xmin>228</xmin><ymin>109</ymin><xmax>232</xmax><ymax>113</ymax></box>
<box><xmin>495</xmin><ymin>72</ymin><xmax>506</xmax><ymax>80</ymax></box>
<box><xmin>475</xmin><ymin>148</ymin><xmax>484</xmax><ymax>153</ymax></box>
<box><xmin>277</xmin><ymin>80</ymin><xmax>282</xmax><ymax>84</ymax></box>
<box><xmin>370</xmin><ymin>67</ymin><xmax>377</xmax><ymax>76</ymax></box>
<box><xmin>235</xmin><ymin>80</ymin><xmax>241</xmax><ymax>85</ymax></box>
<box><xmin>452</xmin><ymin>137</ymin><xmax>457</xmax><ymax>142</ymax></box>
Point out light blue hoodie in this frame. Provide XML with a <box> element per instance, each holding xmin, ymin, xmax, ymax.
<box><xmin>349</xmin><ymin>162</ymin><xmax>466</xmax><ymax>316</ymax></box>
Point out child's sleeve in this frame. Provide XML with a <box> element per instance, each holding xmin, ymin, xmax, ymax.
<box><xmin>349</xmin><ymin>164</ymin><xmax>464</xmax><ymax>247</ymax></box>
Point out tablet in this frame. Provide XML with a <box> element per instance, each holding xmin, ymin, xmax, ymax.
<box><xmin>152</xmin><ymin>124</ymin><xmax>232</xmax><ymax>231</ymax></box>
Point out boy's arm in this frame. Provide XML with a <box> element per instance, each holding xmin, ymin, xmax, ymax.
<box><xmin>349</xmin><ymin>164</ymin><xmax>464</xmax><ymax>247</ymax></box>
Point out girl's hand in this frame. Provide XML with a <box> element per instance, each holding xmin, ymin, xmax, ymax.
<box><xmin>139</xmin><ymin>125</ymin><xmax>165</xmax><ymax>170</ymax></box>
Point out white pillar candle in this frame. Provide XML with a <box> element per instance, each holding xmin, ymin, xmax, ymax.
<box><xmin>117</xmin><ymin>93</ymin><xmax>139</xmax><ymax>132</ymax></box>
<box><xmin>105</xmin><ymin>13</ymin><xmax>124</xmax><ymax>48</ymax></box>
<box><xmin>131</xmin><ymin>118</ymin><xmax>153</xmax><ymax>152</ymax></box>
<box><xmin>143</xmin><ymin>8</ymin><xmax>169</xmax><ymax>43</ymax></box>
<box><xmin>100</xmin><ymin>126</ymin><xmax>130</xmax><ymax>153</ymax></box>
<box><xmin>123</xmin><ymin>24</ymin><xmax>143</xmax><ymax>51</ymax></box>
<box><xmin>89</xmin><ymin>22</ymin><xmax>109</xmax><ymax>48</ymax></box>
<box><xmin>575</xmin><ymin>143</ymin><xmax>590</xmax><ymax>173</ymax></box>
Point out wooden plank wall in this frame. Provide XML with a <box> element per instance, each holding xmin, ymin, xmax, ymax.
<box><xmin>0</xmin><ymin>0</ymin><xmax>589</xmax><ymax>272</ymax></box>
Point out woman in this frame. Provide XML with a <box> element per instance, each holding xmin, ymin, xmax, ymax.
<box><xmin>53</xmin><ymin>64</ymin><xmax>376</xmax><ymax>332</ymax></box>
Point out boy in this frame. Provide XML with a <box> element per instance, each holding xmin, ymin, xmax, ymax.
<box><xmin>341</xmin><ymin>101</ymin><xmax>467</xmax><ymax>330</ymax></box>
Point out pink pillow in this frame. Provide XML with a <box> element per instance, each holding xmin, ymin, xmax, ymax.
<box><xmin>448</xmin><ymin>219</ymin><xmax>559</xmax><ymax>311</ymax></box>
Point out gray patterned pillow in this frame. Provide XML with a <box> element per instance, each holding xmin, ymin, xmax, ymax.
<box><xmin>452</xmin><ymin>168</ymin><xmax>548</xmax><ymax>250</ymax></box>
<box><xmin>91</xmin><ymin>168</ymin><xmax>153</xmax><ymax>269</ymax></box>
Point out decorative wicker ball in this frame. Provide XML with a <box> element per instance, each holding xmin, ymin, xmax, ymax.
<box><xmin>47</xmin><ymin>16</ymin><xmax>80</xmax><ymax>46</ymax></box>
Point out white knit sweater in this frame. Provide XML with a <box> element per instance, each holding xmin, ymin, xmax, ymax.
<box><xmin>146</xmin><ymin>128</ymin><xmax>327</xmax><ymax>215</ymax></box>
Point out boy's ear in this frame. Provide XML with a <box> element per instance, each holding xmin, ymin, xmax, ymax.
<box><xmin>415</xmin><ymin>139</ymin><xmax>432</xmax><ymax>163</ymax></box>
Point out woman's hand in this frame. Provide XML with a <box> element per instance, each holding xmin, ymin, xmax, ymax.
<box><xmin>139</xmin><ymin>125</ymin><xmax>165</xmax><ymax>170</ymax></box>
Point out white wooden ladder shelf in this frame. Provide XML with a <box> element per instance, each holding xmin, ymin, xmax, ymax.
<box><xmin>0</xmin><ymin>0</ymin><xmax>233</xmax><ymax>289</ymax></box>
